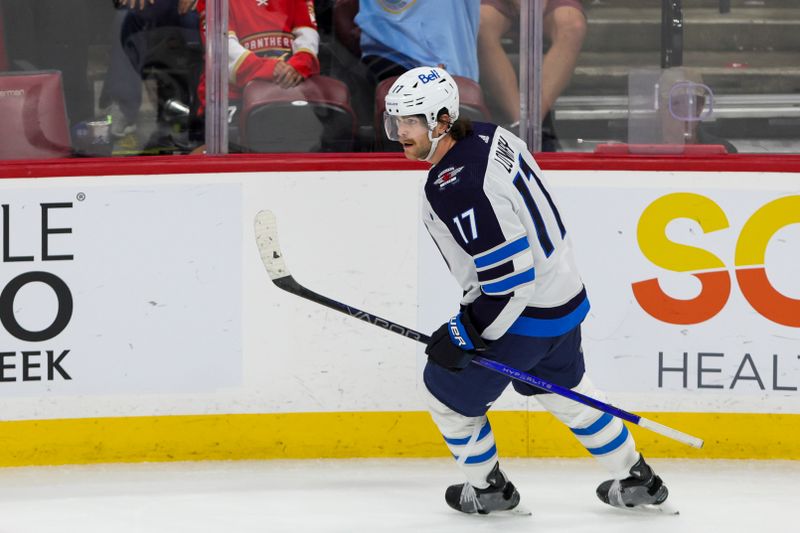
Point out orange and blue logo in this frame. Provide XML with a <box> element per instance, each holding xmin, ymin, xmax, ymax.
<box><xmin>632</xmin><ymin>193</ymin><xmax>800</xmax><ymax>327</ymax></box>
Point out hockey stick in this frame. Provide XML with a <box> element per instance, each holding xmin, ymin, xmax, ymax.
<box><xmin>254</xmin><ymin>210</ymin><xmax>704</xmax><ymax>449</ymax></box>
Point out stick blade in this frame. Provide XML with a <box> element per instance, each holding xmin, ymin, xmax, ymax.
<box><xmin>254</xmin><ymin>209</ymin><xmax>290</xmax><ymax>280</ymax></box>
<box><xmin>638</xmin><ymin>417</ymin><xmax>704</xmax><ymax>449</ymax></box>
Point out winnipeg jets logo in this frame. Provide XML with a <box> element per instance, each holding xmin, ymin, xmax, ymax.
<box><xmin>479</xmin><ymin>135</ymin><xmax>490</xmax><ymax>144</ymax></box>
<box><xmin>434</xmin><ymin>166</ymin><xmax>465</xmax><ymax>189</ymax></box>
<box><xmin>257</xmin><ymin>0</ymin><xmax>269</xmax><ymax>6</ymax></box>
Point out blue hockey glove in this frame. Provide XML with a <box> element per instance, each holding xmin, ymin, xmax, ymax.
<box><xmin>425</xmin><ymin>312</ymin><xmax>487</xmax><ymax>371</ymax></box>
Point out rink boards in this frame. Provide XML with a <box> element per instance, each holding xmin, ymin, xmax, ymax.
<box><xmin>0</xmin><ymin>163</ymin><xmax>797</xmax><ymax>465</ymax></box>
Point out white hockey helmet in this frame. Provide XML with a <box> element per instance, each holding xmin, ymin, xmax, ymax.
<box><xmin>383</xmin><ymin>66</ymin><xmax>460</xmax><ymax>141</ymax></box>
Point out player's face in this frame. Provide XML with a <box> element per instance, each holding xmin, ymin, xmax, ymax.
<box><xmin>394</xmin><ymin>115</ymin><xmax>431</xmax><ymax>160</ymax></box>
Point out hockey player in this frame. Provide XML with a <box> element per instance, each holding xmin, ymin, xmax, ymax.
<box><xmin>383</xmin><ymin>66</ymin><xmax>670</xmax><ymax>515</ymax></box>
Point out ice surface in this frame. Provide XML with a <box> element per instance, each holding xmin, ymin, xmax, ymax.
<box><xmin>0</xmin><ymin>458</ymin><xmax>795</xmax><ymax>533</ymax></box>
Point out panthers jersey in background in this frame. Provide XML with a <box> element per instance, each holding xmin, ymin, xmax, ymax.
<box><xmin>197</xmin><ymin>0</ymin><xmax>320</xmax><ymax>105</ymax></box>
<box><xmin>423</xmin><ymin>122</ymin><xmax>589</xmax><ymax>341</ymax></box>
<box><xmin>227</xmin><ymin>0</ymin><xmax>319</xmax><ymax>73</ymax></box>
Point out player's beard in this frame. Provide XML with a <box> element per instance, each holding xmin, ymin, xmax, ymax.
<box><xmin>401</xmin><ymin>138</ymin><xmax>431</xmax><ymax>161</ymax></box>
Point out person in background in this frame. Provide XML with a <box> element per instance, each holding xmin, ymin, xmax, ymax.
<box><xmin>101</xmin><ymin>0</ymin><xmax>201</xmax><ymax>139</ymax></box>
<box><xmin>335</xmin><ymin>0</ymin><xmax>479</xmax><ymax>147</ymax></box>
<box><xmin>478</xmin><ymin>0</ymin><xmax>586</xmax><ymax>150</ymax></box>
<box><xmin>196</xmin><ymin>0</ymin><xmax>320</xmax><ymax>114</ymax></box>
<box><xmin>355</xmin><ymin>0</ymin><xmax>480</xmax><ymax>84</ymax></box>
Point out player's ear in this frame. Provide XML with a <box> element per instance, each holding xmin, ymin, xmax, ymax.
<box><xmin>436</xmin><ymin>113</ymin><xmax>452</xmax><ymax>134</ymax></box>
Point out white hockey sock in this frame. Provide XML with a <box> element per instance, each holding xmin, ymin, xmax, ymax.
<box><xmin>422</xmin><ymin>385</ymin><xmax>499</xmax><ymax>489</ymax></box>
<box><xmin>569</xmin><ymin>412</ymin><xmax>638</xmax><ymax>479</ymax></box>
<box><xmin>443</xmin><ymin>417</ymin><xmax>498</xmax><ymax>488</ymax></box>
<box><xmin>536</xmin><ymin>375</ymin><xmax>639</xmax><ymax>480</ymax></box>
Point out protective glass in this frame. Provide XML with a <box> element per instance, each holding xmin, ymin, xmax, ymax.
<box><xmin>668</xmin><ymin>82</ymin><xmax>714</xmax><ymax>122</ymax></box>
<box><xmin>383</xmin><ymin>113</ymin><xmax>429</xmax><ymax>141</ymax></box>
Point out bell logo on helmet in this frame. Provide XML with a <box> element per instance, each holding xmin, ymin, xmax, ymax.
<box><xmin>418</xmin><ymin>70</ymin><xmax>441</xmax><ymax>84</ymax></box>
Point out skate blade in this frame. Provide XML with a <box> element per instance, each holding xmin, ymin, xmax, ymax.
<box><xmin>609</xmin><ymin>500</ymin><xmax>679</xmax><ymax>516</ymax></box>
<box><xmin>508</xmin><ymin>504</ymin><xmax>533</xmax><ymax>516</ymax></box>
<box><xmin>479</xmin><ymin>504</ymin><xmax>532</xmax><ymax>517</ymax></box>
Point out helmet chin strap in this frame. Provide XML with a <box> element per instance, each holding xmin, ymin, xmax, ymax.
<box><xmin>420</xmin><ymin>126</ymin><xmax>451</xmax><ymax>162</ymax></box>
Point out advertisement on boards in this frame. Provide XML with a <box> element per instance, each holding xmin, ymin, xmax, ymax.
<box><xmin>0</xmin><ymin>183</ymin><xmax>242</xmax><ymax>396</ymax></box>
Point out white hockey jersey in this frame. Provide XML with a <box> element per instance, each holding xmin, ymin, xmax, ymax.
<box><xmin>422</xmin><ymin>122</ymin><xmax>589</xmax><ymax>341</ymax></box>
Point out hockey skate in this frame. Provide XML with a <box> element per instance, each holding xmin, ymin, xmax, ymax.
<box><xmin>596</xmin><ymin>454</ymin><xmax>676</xmax><ymax>515</ymax></box>
<box><xmin>444</xmin><ymin>462</ymin><xmax>528</xmax><ymax>515</ymax></box>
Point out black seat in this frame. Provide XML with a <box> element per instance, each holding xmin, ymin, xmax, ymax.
<box><xmin>0</xmin><ymin>70</ymin><xmax>71</xmax><ymax>159</ymax></box>
<box><xmin>240</xmin><ymin>75</ymin><xmax>357</xmax><ymax>152</ymax></box>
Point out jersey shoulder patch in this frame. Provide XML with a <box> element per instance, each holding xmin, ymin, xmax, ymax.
<box><xmin>432</xmin><ymin>165</ymin><xmax>466</xmax><ymax>189</ymax></box>
<box><xmin>426</xmin><ymin>122</ymin><xmax>497</xmax><ymax>191</ymax></box>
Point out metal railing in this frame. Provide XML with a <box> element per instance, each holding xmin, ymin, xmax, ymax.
<box><xmin>555</xmin><ymin>94</ymin><xmax>800</xmax><ymax>121</ymax></box>
<box><xmin>661</xmin><ymin>0</ymin><xmax>684</xmax><ymax>68</ymax></box>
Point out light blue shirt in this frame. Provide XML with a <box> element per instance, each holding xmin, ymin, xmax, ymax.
<box><xmin>356</xmin><ymin>0</ymin><xmax>481</xmax><ymax>81</ymax></box>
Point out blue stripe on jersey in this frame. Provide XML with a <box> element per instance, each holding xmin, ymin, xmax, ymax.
<box><xmin>513</xmin><ymin>174</ymin><xmax>554</xmax><ymax>257</ymax></box>
<box><xmin>481</xmin><ymin>267</ymin><xmax>535</xmax><ymax>295</ymax></box>
<box><xmin>474</xmin><ymin>235</ymin><xmax>530</xmax><ymax>269</ymax></box>
<box><xmin>571</xmin><ymin>412</ymin><xmax>613</xmax><ymax>436</ymax></box>
<box><xmin>453</xmin><ymin>444</ymin><xmax>498</xmax><ymax>464</ymax></box>
<box><xmin>586</xmin><ymin>426</ymin><xmax>629</xmax><ymax>456</ymax></box>
<box><xmin>507</xmin><ymin>296</ymin><xmax>590</xmax><ymax>337</ymax></box>
<box><xmin>476</xmin><ymin>261</ymin><xmax>514</xmax><ymax>283</ymax></box>
<box><xmin>443</xmin><ymin>421</ymin><xmax>492</xmax><ymax>446</ymax></box>
<box><xmin>519</xmin><ymin>155</ymin><xmax>566</xmax><ymax>239</ymax></box>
